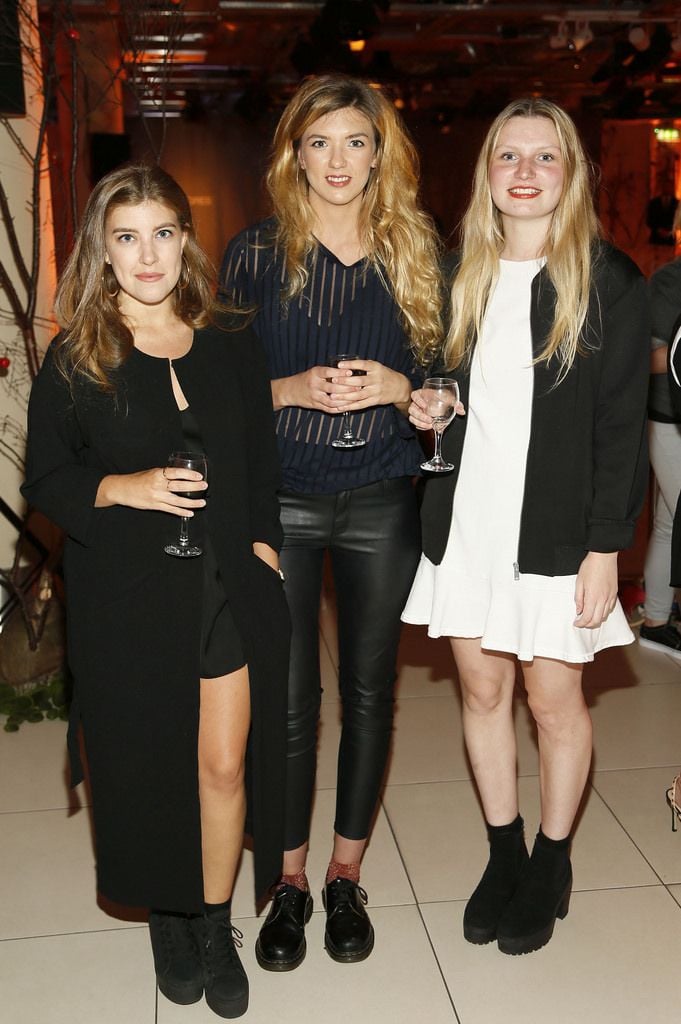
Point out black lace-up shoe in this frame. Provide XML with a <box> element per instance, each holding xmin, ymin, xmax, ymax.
<box><xmin>148</xmin><ymin>909</ymin><xmax>203</xmax><ymax>1005</ymax></box>
<box><xmin>323</xmin><ymin>878</ymin><xmax>374</xmax><ymax>963</ymax></box>
<box><xmin>255</xmin><ymin>884</ymin><xmax>313</xmax><ymax>971</ymax></box>
<box><xmin>194</xmin><ymin>913</ymin><xmax>249</xmax><ymax>1018</ymax></box>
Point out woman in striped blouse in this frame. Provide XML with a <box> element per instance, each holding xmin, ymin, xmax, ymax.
<box><xmin>220</xmin><ymin>74</ymin><xmax>441</xmax><ymax>969</ymax></box>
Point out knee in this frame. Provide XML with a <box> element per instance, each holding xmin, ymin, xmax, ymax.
<box><xmin>527</xmin><ymin>689</ymin><xmax>588</xmax><ymax>735</ymax></box>
<box><xmin>340</xmin><ymin>675</ymin><xmax>394</xmax><ymax>732</ymax></box>
<box><xmin>460</xmin><ymin>675</ymin><xmax>509</xmax><ymax>717</ymax></box>
<box><xmin>199</xmin><ymin>750</ymin><xmax>245</xmax><ymax>794</ymax></box>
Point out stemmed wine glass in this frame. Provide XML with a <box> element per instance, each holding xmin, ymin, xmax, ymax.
<box><xmin>330</xmin><ymin>353</ymin><xmax>367</xmax><ymax>449</ymax></box>
<box><xmin>419</xmin><ymin>377</ymin><xmax>459</xmax><ymax>473</ymax></box>
<box><xmin>164</xmin><ymin>450</ymin><xmax>208</xmax><ymax>557</ymax></box>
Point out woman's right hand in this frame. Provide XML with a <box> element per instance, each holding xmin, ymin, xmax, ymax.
<box><xmin>408</xmin><ymin>388</ymin><xmax>466</xmax><ymax>430</ymax></box>
<box><xmin>95</xmin><ymin>468</ymin><xmax>207</xmax><ymax>516</ymax></box>
<box><xmin>271</xmin><ymin>367</ymin><xmax>361</xmax><ymax>414</ymax></box>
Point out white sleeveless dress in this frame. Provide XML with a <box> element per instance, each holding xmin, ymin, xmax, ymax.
<box><xmin>402</xmin><ymin>258</ymin><xmax>633</xmax><ymax>663</ymax></box>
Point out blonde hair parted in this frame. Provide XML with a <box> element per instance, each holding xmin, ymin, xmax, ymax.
<box><xmin>441</xmin><ymin>98</ymin><xmax>600</xmax><ymax>381</ymax></box>
<box><xmin>54</xmin><ymin>163</ymin><xmax>219</xmax><ymax>390</ymax></box>
<box><xmin>266</xmin><ymin>74</ymin><xmax>442</xmax><ymax>363</ymax></box>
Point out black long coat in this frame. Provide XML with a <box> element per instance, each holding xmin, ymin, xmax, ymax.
<box><xmin>22</xmin><ymin>321</ymin><xmax>290</xmax><ymax>912</ymax></box>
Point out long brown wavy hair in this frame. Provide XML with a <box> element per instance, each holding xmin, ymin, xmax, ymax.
<box><xmin>436</xmin><ymin>98</ymin><xmax>600</xmax><ymax>382</ymax></box>
<box><xmin>266</xmin><ymin>74</ymin><xmax>442</xmax><ymax>364</ymax></box>
<box><xmin>54</xmin><ymin>164</ymin><xmax>220</xmax><ymax>389</ymax></box>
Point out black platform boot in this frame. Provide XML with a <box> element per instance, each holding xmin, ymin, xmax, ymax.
<box><xmin>463</xmin><ymin>814</ymin><xmax>529</xmax><ymax>944</ymax></box>
<box><xmin>255</xmin><ymin>884</ymin><xmax>313</xmax><ymax>971</ymax></box>
<box><xmin>496</xmin><ymin>829</ymin><xmax>572</xmax><ymax>956</ymax></box>
<box><xmin>195</xmin><ymin>903</ymin><xmax>249</xmax><ymax>1018</ymax></box>
<box><xmin>148</xmin><ymin>909</ymin><xmax>203</xmax><ymax>1005</ymax></box>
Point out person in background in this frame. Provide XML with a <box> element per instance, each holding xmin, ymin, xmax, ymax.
<box><xmin>22</xmin><ymin>164</ymin><xmax>290</xmax><ymax>1019</ymax></box>
<box><xmin>403</xmin><ymin>98</ymin><xmax>649</xmax><ymax>956</ymax></box>
<box><xmin>220</xmin><ymin>74</ymin><xmax>442</xmax><ymax>969</ymax></box>
<box><xmin>639</xmin><ymin>248</ymin><xmax>681</xmax><ymax>657</ymax></box>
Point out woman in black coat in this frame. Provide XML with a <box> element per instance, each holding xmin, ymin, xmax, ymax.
<box><xmin>22</xmin><ymin>165</ymin><xmax>289</xmax><ymax>1020</ymax></box>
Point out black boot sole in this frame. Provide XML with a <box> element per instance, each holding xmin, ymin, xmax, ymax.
<box><xmin>205</xmin><ymin>990</ymin><xmax>249</xmax><ymax>1019</ymax></box>
<box><xmin>324</xmin><ymin>925</ymin><xmax>375</xmax><ymax>963</ymax></box>
<box><xmin>156</xmin><ymin>977</ymin><xmax>203</xmax><ymax>1005</ymax></box>
<box><xmin>463</xmin><ymin>922</ymin><xmax>497</xmax><ymax>945</ymax></box>
<box><xmin>254</xmin><ymin>937</ymin><xmax>307</xmax><ymax>972</ymax></box>
<box><xmin>497</xmin><ymin>887</ymin><xmax>571</xmax><ymax>956</ymax></box>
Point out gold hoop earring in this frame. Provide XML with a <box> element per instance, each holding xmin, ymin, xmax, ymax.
<box><xmin>102</xmin><ymin>266</ymin><xmax>119</xmax><ymax>298</ymax></box>
<box><xmin>177</xmin><ymin>256</ymin><xmax>189</xmax><ymax>292</ymax></box>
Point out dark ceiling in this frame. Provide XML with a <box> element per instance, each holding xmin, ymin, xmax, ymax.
<box><xmin>52</xmin><ymin>2</ymin><xmax>681</xmax><ymax>121</ymax></box>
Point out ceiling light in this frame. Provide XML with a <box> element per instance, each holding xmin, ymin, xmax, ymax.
<box><xmin>628</xmin><ymin>25</ymin><xmax>650</xmax><ymax>52</ymax></box>
<box><xmin>572</xmin><ymin>21</ymin><xmax>593</xmax><ymax>53</ymax></box>
<box><xmin>671</xmin><ymin>23</ymin><xmax>681</xmax><ymax>54</ymax></box>
<box><xmin>348</xmin><ymin>38</ymin><xmax>366</xmax><ymax>52</ymax></box>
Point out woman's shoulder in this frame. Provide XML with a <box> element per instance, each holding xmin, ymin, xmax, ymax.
<box><xmin>225</xmin><ymin>217</ymin><xmax>278</xmax><ymax>258</ymax></box>
<box><xmin>591</xmin><ymin>239</ymin><xmax>644</xmax><ymax>290</ymax></box>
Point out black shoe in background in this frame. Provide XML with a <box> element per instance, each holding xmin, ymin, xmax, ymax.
<box><xmin>639</xmin><ymin>621</ymin><xmax>681</xmax><ymax>660</ymax></box>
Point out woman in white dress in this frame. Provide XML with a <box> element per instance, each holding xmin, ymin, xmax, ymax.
<box><xmin>403</xmin><ymin>99</ymin><xmax>649</xmax><ymax>955</ymax></box>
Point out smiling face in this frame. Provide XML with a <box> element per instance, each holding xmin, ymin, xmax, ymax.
<box><xmin>489</xmin><ymin>115</ymin><xmax>565</xmax><ymax>237</ymax></box>
<box><xmin>104</xmin><ymin>200</ymin><xmax>186</xmax><ymax>314</ymax></box>
<box><xmin>298</xmin><ymin>106</ymin><xmax>377</xmax><ymax>218</ymax></box>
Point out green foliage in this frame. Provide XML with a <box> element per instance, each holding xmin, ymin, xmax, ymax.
<box><xmin>0</xmin><ymin>674</ymin><xmax>71</xmax><ymax>732</ymax></box>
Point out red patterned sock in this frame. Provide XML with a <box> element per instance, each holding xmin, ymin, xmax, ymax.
<box><xmin>279</xmin><ymin>870</ymin><xmax>309</xmax><ymax>892</ymax></box>
<box><xmin>326</xmin><ymin>859</ymin><xmax>360</xmax><ymax>885</ymax></box>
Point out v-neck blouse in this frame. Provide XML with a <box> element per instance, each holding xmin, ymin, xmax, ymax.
<box><xmin>219</xmin><ymin>218</ymin><xmax>423</xmax><ymax>494</ymax></box>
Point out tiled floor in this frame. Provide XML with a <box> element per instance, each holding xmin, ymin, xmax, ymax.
<box><xmin>2</xmin><ymin>585</ymin><xmax>681</xmax><ymax>1024</ymax></box>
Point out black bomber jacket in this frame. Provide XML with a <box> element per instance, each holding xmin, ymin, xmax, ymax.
<box><xmin>420</xmin><ymin>241</ymin><xmax>650</xmax><ymax>576</ymax></box>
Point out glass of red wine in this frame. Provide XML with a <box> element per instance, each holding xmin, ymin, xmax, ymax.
<box><xmin>330</xmin><ymin>353</ymin><xmax>367</xmax><ymax>449</ymax></box>
<box><xmin>164</xmin><ymin>450</ymin><xmax>208</xmax><ymax>557</ymax></box>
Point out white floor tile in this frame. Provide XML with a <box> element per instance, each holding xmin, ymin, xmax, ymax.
<box><xmin>158</xmin><ymin>906</ymin><xmax>456</xmax><ymax>1024</ymax></box>
<box><xmin>0</xmin><ymin>807</ymin><xmax>146</xmax><ymax>940</ymax></box>
<box><xmin>0</xmin><ymin>928</ymin><xmax>155</xmax><ymax>1024</ymax></box>
<box><xmin>422</xmin><ymin>887</ymin><xmax>681</xmax><ymax>1024</ymax></box>
<box><xmin>384</xmin><ymin>775</ymin><xmax>657</xmax><ymax>904</ymax></box>
<box><xmin>0</xmin><ymin>720</ymin><xmax>85</xmax><ymax>813</ymax></box>
<box><xmin>589</xmin><ymin>682</ymin><xmax>681</xmax><ymax>770</ymax></box>
<box><xmin>592</xmin><ymin>767</ymin><xmax>681</xmax><ymax>884</ymax></box>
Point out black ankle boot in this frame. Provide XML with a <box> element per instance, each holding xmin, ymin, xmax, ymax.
<box><xmin>148</xmin><ymin>909</ymin><xmax>203</xmax><ymax>1005</ymax></box>
<box><xmin>463</xmin><ymin>815</ymin><xmax>529</xmax><ymax>944</ymax></box>
<box><xmin>255</xmin><ymin>884</ymin><xmax>313</xmax><ymax>971</ymax></box>
<box><xmin>323</xmin><ymin>878</ymin><xmax>374</xmax><ymax>963</ymax></box>
<box><xmin>194</xmin><ymin>909</ymin><xmax>249</xmax><ymax>1018</ymax></box>
<box><xmin>497</xmin><ymin>829</ymin><xmax>572</xmax><ymax>955</ymax></box>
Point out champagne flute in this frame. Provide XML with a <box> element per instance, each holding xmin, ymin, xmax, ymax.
<box><xmin>330</xmin><ymin>353</ymin><xmax>367</xmax><ymax>449</ymax></box>
<box><xmin>419</xmin><ymin>377</ymin><xmax>459</xmax><ymax>473</ymax></box>
<box><xmin>164</xmin><ymin>450</ymin><xmax>208</xmax><ymax>558</ymax></box>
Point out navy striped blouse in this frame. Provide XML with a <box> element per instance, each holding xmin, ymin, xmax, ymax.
<box><xmin>219</xmin><ymin>219</ymin><xmax>424</xmax><ymax>494</ymax></box>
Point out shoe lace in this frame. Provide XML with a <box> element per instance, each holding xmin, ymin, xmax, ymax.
<box><xmin>204</xmin><ymin>920</ymin><xmax>244</xmax><ymax>975</ymax></box>
<box><xmin>274</xmin><ymin>884</ymin><xmax>307</xmax><ymax>911</ymax></box>
<box><xmin>329</xmin><ymin>878</ymin><xmax>368</xmax><ymax>906</ymax></box>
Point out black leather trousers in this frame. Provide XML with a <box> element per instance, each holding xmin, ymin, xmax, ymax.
<box><xmin>278</xmin><ymin>477</ymin><xmax>421</xmax><ymax>850</ymax></box>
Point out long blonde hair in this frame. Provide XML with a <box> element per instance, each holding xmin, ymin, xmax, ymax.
<box><xmin>440</xmin><ymin>98</ymin><xmax>600</xmax><ymax>380</ymax></box>
<box><xmin>54</xmin><ymin>164</ymin><xmax>220</xmax><ymax>390</ymax></box>
<box><xmin>266</xmin><ymin>74</ymin><xmax>442</xmax><ymax>363</ymax></box>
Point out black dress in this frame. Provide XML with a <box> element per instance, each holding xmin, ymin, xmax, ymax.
<box><xmin>22</xmin><ymin>321</ymin><xmax>291</xmax><ymax>912</ymax></box>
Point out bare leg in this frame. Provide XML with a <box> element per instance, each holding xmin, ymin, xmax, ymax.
<box><xmin>198</xmin><ymin>666</ymin><xmax>251</xmax><ymax>903</ymax></box>
<box><xmin>451</xmin><ymin>638</ymin><xmax>519</xmax><ymax>825</ymax></box>
<box><xmin>521</xmin><ymin>657</ymin><xmax>592</xmax><ymax>839</ymax></box>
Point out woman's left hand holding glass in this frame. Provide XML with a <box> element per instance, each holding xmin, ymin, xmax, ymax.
<box><xmin>329</xmin><ymin>359</ymin><xmax>411</xmax><ymax>412</ymax></box>
<box><xmin>573</xmin><ymin>551</ymin><xmax>618</xmax><ymax>628</ymax></box>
